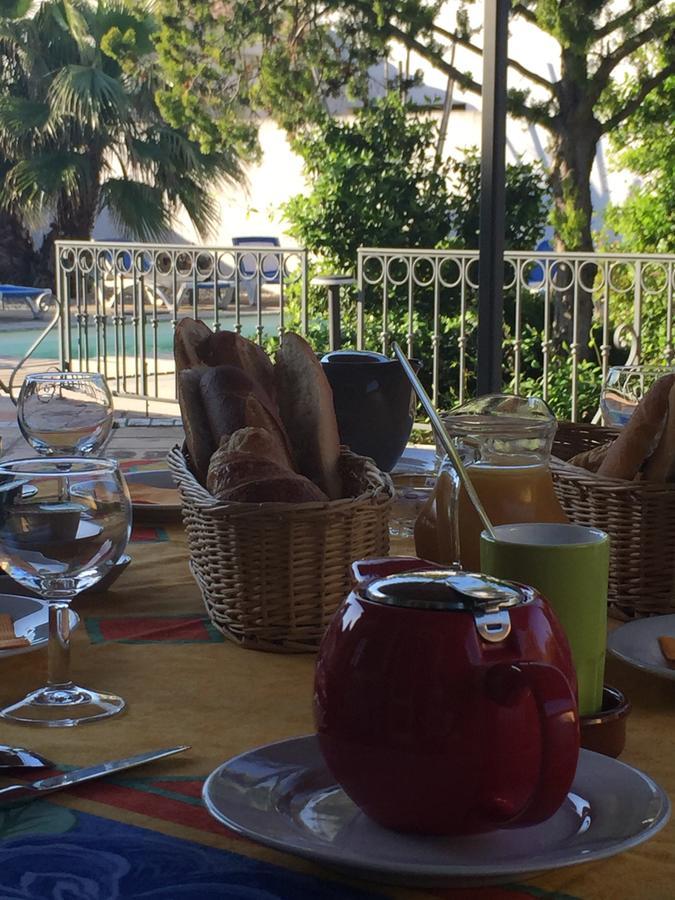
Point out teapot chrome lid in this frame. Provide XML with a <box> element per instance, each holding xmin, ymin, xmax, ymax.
<box><xmin>362</xmin><ymin>570</ymin><xmax>531</xmax><ymax>611</ymax></box>
<box><xmin>362</xmin><ymin>570</ymin><xmax>533</xmax><ymax>642</ymax></box>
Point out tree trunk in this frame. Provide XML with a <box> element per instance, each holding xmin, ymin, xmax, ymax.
<box><xmin>0</xmin><ymin>211</ymin><xmax>37</xmax><ymax>285</ymax></box>
<box><xmin>548</xmin><ymin>52</ymin><xmax>602</xmax><ymax>362</ymax></box>
<box><xmin>36</xmin><ymin>148</ymin><xmax>103</xmax><ymax>286</ymax></box>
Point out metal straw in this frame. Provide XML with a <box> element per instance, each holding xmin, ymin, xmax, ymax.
<box><xmin>393</xmin><ymin>342</ymin><xmax>497</xmax><ymax>541</ymax></box>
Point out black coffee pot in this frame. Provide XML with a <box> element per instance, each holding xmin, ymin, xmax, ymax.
<box><xmin>321</xmin><ymin>350</ymin><xmax>421</xmax><ymax>471</ymax></box>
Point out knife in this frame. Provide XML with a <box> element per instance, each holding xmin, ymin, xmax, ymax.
<box><xmin>0</xmin><ymin>745</ymin><xmax>190</xmax><ymax>807</ymax></box>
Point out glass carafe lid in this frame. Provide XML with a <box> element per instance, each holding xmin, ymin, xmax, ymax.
<box><xmin>441</xmin><ymin>394</ymin><xmax>557</xmax><ymax>466</ymax></box>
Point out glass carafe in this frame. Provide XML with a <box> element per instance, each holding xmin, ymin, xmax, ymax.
<box><xmin>439</xmin><ymin>395</ymin><xmax>567</xmax><ymax>571</ymax></box>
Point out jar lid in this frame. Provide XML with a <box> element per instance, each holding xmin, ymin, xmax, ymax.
<box><xmin>362</xmin><ymin>569</ymin><xmax>531</xmax><ymax>612</ymax></box>
<box><xmin>442</xmin><ymin>394</ymin><xmax>556</xmax><ymax>439</ymax></box>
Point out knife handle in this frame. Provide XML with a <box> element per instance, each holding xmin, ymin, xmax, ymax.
<box><xmin>0</xmin><ymin>784</ymin><xmax>39</xmax><ymax>807</ymax></box>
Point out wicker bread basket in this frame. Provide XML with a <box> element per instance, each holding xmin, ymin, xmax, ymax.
<box><xmin>551</xmin><ymin>421</ymin><xmax>675</xmax><ymax>617</ymax></box>
<box><xmin>167</xmin><ymin>446</ymin><xmax>394</xmax><ymax>652</ymax></box>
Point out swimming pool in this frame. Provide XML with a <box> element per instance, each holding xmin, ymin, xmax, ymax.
<box><xmin>0</xmin><ymin>313</ymin><xmax>282</xmax><ymax>363</ymax></box>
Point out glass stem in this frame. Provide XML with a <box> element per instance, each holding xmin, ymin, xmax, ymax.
<box><xmin>47</xmin><ymin>600</ymin><xmax>73</xmax><ymax>687</ymax></box>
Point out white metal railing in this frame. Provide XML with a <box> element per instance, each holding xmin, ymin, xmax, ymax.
<box><xmin>357</xmin><ymin>248</ymin><xmax>675</xmax><ymax>419</ymax></box>
<box><xmin>14</xmin><ymin>242</ymin><xmax>673</xmax><ymax>420</ymax></box>
<box><xmin>52</xmin><ymin>240</ymin><xmax>309</xmax><ymax>404</ymax></box>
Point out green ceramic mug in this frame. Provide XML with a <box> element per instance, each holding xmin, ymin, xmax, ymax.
<box><xmin>480</xmin><ymin>523</ymin><xmax>609</xmax><ymax>716</ymax></box>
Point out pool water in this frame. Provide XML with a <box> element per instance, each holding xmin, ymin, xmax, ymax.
<box><xmin>0</xmin><ymin>313</ymin><xmax>281</xmax><ymax>362</ymax></box>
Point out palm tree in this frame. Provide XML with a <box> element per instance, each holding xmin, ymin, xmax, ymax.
<box><xmin>0</xmin><ymin>0</ymin><xmax>246</xmax><ymax>281</ymax></box>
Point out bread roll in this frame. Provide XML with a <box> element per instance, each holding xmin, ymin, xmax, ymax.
<box><xmin>275</xmin><ymin>333</ymin><xmax>342</xmax><ymax>500</ymax></box>
<box><xmin>207</xmin><ymin>450</ymin><xmax>293</xmax><ymax>496</ymax></box>
<box><xmin>197</xmin><ymin>330</ymin><xmax>276</xmax><ymax>405</ymax></box>
<box><xmin>221</xmin><ymin>426</ymin><xmax>292</xmax><ymax>469</ymax></box>
<box><xmin>644</xmin><ymin>383</ymin><xmax>675</xmax><ymax>481</ymax></box>
<box><xmin>215</xmin><ymin>474</ymin><xmax>328</xmax><ymax>504</ymax></box>
<box><xmin>174</xmin><ymin>318</ymin><xmax>212</xmax><ymax>372</ymax></box>
<box><xmin>597</xmin><ymin>374</ymin><xmax>675</xmax><ymax>479</ymax></box>
<box><xmin>177</xmin><ymin>368</ymin><xmax>216</xmax><ymax>484</ymax></box>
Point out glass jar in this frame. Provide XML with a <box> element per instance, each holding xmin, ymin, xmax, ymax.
<box><xmin>438</xmin><ymin>395</ymin><xmax>567</xmax><ymax>571</ymax></box>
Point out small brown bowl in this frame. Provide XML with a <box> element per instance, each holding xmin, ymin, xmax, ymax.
<box><xmin>580</xmin><ymin>685</ymin><xmax>631</xmax><ymax>758</ymax></box>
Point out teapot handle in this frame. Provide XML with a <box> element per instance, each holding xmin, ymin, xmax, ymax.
<box><xmin>484</xmin><ymin>661</ymin><xmax>579</xmax><ymax>826</ymax></box>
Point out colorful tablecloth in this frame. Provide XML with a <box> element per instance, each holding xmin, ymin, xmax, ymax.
<box><xmin>1</xmin><ymin>516</ymin><xmax>674</xmax><ymax>899</ymax></box>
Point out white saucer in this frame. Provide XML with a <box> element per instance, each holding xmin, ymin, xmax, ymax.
<box><xmin>203</xmin><ymin>735</ymin><xmax>670</xmax><ymax>887</ymax></box>
<box><xmin>392</xmin><ymin>447</ymin><xmax>436</xmax><ymax>476</ymax></box>
<box><xmin>608</xmin><ymin>614</ymin><xmax>675</xmax><ymax>681</ymax></box>
<box><xmin>0</xmin><ymin>594</ymin><xmax>79</xmax><ymax>658</ymax></box>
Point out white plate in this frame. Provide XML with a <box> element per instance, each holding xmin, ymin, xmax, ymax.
<box><xmin>124</xmin><ymin>469</ymin><xmax>181</xmax><ymax>523</ymax></box>
<box><xmin>203</xmin><ymin>735</ymin><xmax>670</xmax><ymax>888</ymax></box>
<box><xmin>0</xmin><ymin>593</ymin><xmax>79</xmax><ymax>658</ymax></box>
<box><xmin>608</xmin><ymin>614</ymin><xmax>675</xmax><ymax>681</ymax></box>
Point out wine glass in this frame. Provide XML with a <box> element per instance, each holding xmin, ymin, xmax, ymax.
<box><xmin>601</xmin><ymin>365</ymin><xmax>675</xmax><ymax>427</ymax></box>
<box><xmin>0</xmin><ymin>458</ymin><xmax>131</xmax><ymax>726</ymax></box>
<box><xmin>17</xmin><ymin>372</ymin><xmax>113</xmax><ymax>456</ymax></box>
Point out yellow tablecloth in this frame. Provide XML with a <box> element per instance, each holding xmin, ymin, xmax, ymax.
<box><xmin>0</xmin><ymin>521</ymin><xmax>673</xmax><ymax>899</ymax></box>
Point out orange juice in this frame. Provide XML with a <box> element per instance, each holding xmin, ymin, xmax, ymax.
<box><xmin>457</xmin><ymin>464</ymin><xmax>567</xmax><ymax>571</ymax></box>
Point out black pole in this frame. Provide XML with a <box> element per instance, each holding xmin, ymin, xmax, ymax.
<box><xmin>477</xmin><ymin>0</ymin><xmax>510</xmax><ymax>395</ymax></box>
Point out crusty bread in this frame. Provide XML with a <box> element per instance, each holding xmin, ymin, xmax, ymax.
<box><xmin>214</xmin><ymin>474</ymin><xmax>328</xmax><ymax>504</ymax></box>
<box><xmin>197</xmin><ymin>330</ymin><xmax>276</xmax><ymax>405</ymax></box>
<box><xmin>207</xmin><ymin>450</ymin><xmax>293</xmax><ymax>497</ymax></box>
<box><xmin>644</xmin><ymin>384</ymin><xmax>675</xmax><ymax>482</ymax></box>
<box><xmin>221</xmin><ymin>426</ymin><xmax>291</xmax><ymax>468</ymax></box>
<box><xmin>568</xmin><ymin>443</ymin><xmax>610</xmax><ymax>473</ymax></box>
<box><xmin>177</xmin><ymin>368</ymin><xmax>216</xmax><ymax>485</ymax></box>
<box><xmin>174</xmin><ymin>318</ymin><xmax>212</xmax><ymax>373</ymax></box>
<box><xmin>597</xmin><ymin>374</ymin><xmax>675</xmax><ymax>479</ymax></box>
<box><xmin>275</xmin><ymin>333</ymin><xmax>342</xmax><ymax>500</ymax></box>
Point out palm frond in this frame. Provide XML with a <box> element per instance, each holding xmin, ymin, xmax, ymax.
<box><xmin>168</xmin><ymin>175</ymin><xmax>221</xmax><ymax>240</ymax></box>
<box><xmin>98</xmin><ymin>178</ymin><xmax>170</xmax><ymax>241</ymax></box>
<box><xmin>0</xmin><ymin>151</ymin><xmax>90</xmax><ymax>225</ymax></box>
<box><xmin>59</xmin><ymin>0</ymin><xmax>96</xmax><ymax>64</ymax></box>
<box><xmin>48</xmin><ymin>64</ymin><xmax>128</xmax><ymax>129</ymax></box>
<box><xmin>0</xmin><ymin>97</ymin><xmax>51</xmax><ymax>148</ymax></box>
<box><xmin>0</xmin><ymin>0</ymin><xmax>33</xmax><ymax>20</ymax></box>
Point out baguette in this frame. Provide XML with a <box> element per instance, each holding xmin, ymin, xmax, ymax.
<box><xmin>177</xmin><ymin>368</ymin><xmax>216</xmax><ymax>485</ymax></box>
<box><xmin>644</xmin><ymin>383</ymin><xmax>675</xmax><ymax>482</ymax></box>
<box><xmin>174</xmin><ymin>318</ymin><xmax>212</xmax><ymax>373</ymax></box>
<box><xmin>198</xmin><ymin>366</ymin><xmax>295</xmax><ymax>468</ymax></box>
<box><xmin>275</xmin><ymin>333</ymin><xmax>342</xmax><ymax>500</ymax></box>
<box><xmin>597</xmin><ymin>374</ymin><xmax>675</xmax><ymax>479</ymax></box>
<box><xmin>197</xmin><ymin>330</ymin><xmax>276</xmax><ymax>405</ymax></box>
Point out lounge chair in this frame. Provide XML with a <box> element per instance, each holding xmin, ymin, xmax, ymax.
<box><xmin>0</xmin><ymin>284</ymin><xmax>54</xmax><ymax>320</ymax></box>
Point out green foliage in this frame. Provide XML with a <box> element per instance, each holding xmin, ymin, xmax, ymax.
<box><xmin>282</xmin><ymin>94</ymin><xmax>453</xmax><ymax>270</ymax></box>
<box><xmin>603</xmin><ymin>69</ymin><xmax>675</xmax><ymax>255</ymax></box>
<box><xmin>279</xmin><ymin>99</ymin><xmax>555</xmax><ymax>408</ymax></box>
<box><xmin>153</xmin><ymin>0</ymin><xmax>675</xmax><ymax>261</ymax></box>
<box><xmin>445</xmin><ymin>148</ymin><xmax>550</xmax><ymax>251</ymax></box>
<box><xmin>0</xmin><ymin>0</ymin><xmax>245</xmax><ymax>270</ymax></box>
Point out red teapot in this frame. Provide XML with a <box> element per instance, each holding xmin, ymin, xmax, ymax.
<box><xmin>314</xmin><ymin>557</ymin><xmax>579</xmax><ymax>835</ymax></box>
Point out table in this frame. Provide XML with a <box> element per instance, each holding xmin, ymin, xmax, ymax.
<box><xmin>0</xmin><ymin>471</ymin><xmax>674</xmax><ymax>898</ymax></box>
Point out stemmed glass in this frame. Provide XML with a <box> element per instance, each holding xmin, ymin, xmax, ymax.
<box><xmin>17</xmin><ymin>372</ymin><xmax>114</xmax><ymax>456</ymax></box>
<box><xmin>0</xmin><ymin>458</ymin><xmax>131</xmax><ymax>726</ymax></box>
